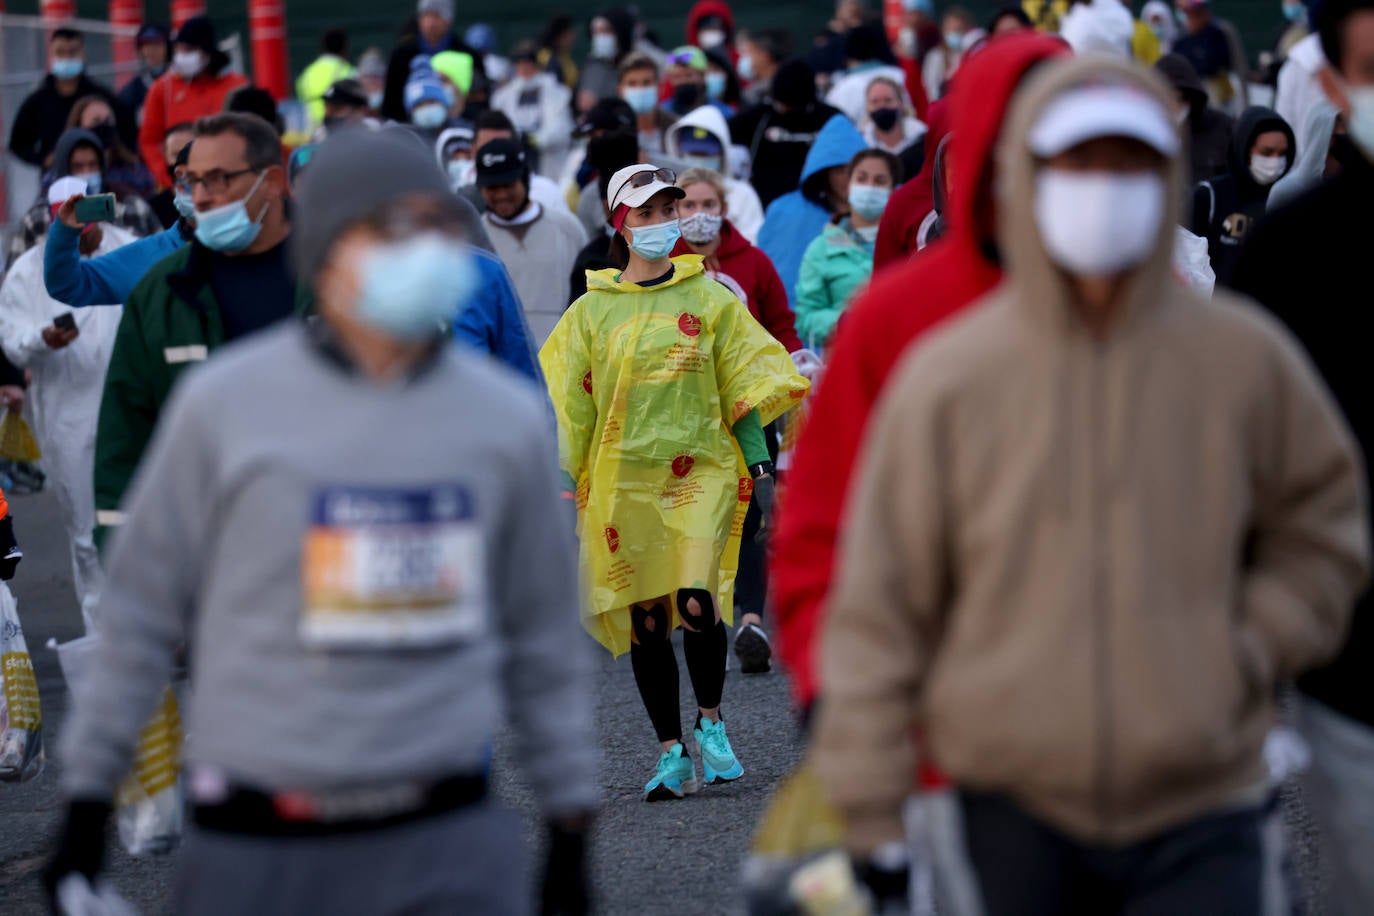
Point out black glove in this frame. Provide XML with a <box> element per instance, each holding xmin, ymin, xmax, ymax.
<box><xmin>0</xmin><ymin>514</ymin><xmax>21</xmax><ymax>580</ymax></box>
<box><xmin>853</xmin><ymin>856</ymin><xmax>910</xmax><ymax>914</ymax></box>
<box><xmin>43</xmin><ymin>799</ymin><xmax>111</xmax><ymax>908</ymax></box>
<box><xmin>540</xmin><ymin>820</ymin><xmax>591</xmax><ymax>916</ymax></box>
<box><xmin>751</xmin><ymin>474</ymin><xmax>775</xmax><ymax>546</ymax></box>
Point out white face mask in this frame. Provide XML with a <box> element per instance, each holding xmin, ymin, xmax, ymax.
<box><xmin>680</xmin><ymin>211</ymin><xmax>723</xmax><ymax>244</ymax></box>
<box><xmin>447</xmin><ymin>158</ymin><xmax>476</xmax><ymax>187</ymax></box>
<box><xmin>172</xmin><ymin>49</ymin><xmax>205</xmax><ymax>79</ymax></box>
<box><xmin>1249</xmin><ymin>153</ymin><xmax>1287</xmax><ymax>186</ymax></box>
<box><xmin>591</xmin><ymin>32</ymin><xmax>619</xmax><ymax>60</ymax></box>
<box><xmin>698</xmin><ymin>28</ymin><xmax>727</xmax><ymax>50</ymax></box>
<box><xmin>1034</xmin><ymin>169</ymin><xmax>1164</xmax><ymax>276</ymax></box>
<box><xmin>1343</xmin><ymin>84</ymin><xmax>1374</xmax><ymax>163</ymax></box>
<box><xmin>897</xmin><ymin>26</ymin><xmax>917</xmax><ymax>58</ymax></box>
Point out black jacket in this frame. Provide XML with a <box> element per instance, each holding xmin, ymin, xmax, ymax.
<box><xmin>1191</xmin><ymin>106</ymin><xmax>1295</xmax><ymax>287</ymax></box>
<box><xmin>1155</xmin><ymin>53</ymin><xmax>1235</xmax><ymax>188</ymax></box>
<box><xmin>7</xmin><ymin>74</ymin><xmax>131</xmax><ymax>168</ymax></box>
<box><xmin>730</xmin><ymin>101</ymin><xmax>843</xmax><ymax>209</ymax></box>
<box><xmin>1230</xmin><ymin>152</ymin><xmax>1374</xmax><ymax>729</ymax></box>
<box><xmin>568</xmin><ymin>233</ymin><xmax>619</xmax><ymax>305</ymax></box>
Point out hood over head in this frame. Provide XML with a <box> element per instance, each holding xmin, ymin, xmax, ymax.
<box><xmin>1141</xmin><ymin>0</ymin><xmax>1179</xmax><ymax>46</ymax></box>
<box><xmin>593</xmin><ymin>7</ymin><xmax>637</xmax><ymax>61</ymax></box>
<box><xmin>996</xmin><ymin>54</ymin><xmax>1184</xmax><ymax>332</ymax></box>
<box><xmin>666</xmin><ymin>104</ymin><xmax>731</xmax><ymax>158</ymax></box>
<box><xmin>174</xmin><ymin>16</ymin><xmax>231</xmax><ymax>76</ymax></box>
<box><xmin>1269</xmin><ymin>98</ymin><xmax>1340</xmax><ymax>209</ymax></box>
<box><xmin>686</xmin><ymin>1</ymin><xmax>735</xmax><ymax>46</ymax></box>
<box><xmin>435</xmin><ymin>124</ymin><xmax>475</xmax><ymax>166</ymax></box>
<box><xmin>799</xmin><ymin>114</ymin><xmax>867</xmax><ymax>205</ymax></box>
<box><xmin>942</xmin><ymin>31</ymin><xmax>1070</xmax><ymax>252</ymax></box>
<box><xmin>52</xmin><ymin>127</ymin><xmax>104</xmax><ymax>178</ymax></box>
<box><xmin>1228</xmin><ymin>105</ymin><xmax>1295</xmax><ymax>188</ymax></box>
<box><xmin>1154</xmin><ymin>53</ymin><xmax>1206</xmax><ymax>116</ymax></box>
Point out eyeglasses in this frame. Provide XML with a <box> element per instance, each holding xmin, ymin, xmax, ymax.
<box><xmin>623</xmin><ymin>167</ymin><xmax>676</xmax><ymax>190</ymax></box>
<box><xmin>178</xmin><ymin>167</ymin><xmax>260</xmax><ymax>195</ymax></box>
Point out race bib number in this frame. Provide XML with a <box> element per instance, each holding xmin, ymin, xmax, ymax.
<box><xmin>301</xmin><ymin>485</ymin><xmax>487</xmax><ymax>650</ymax></box>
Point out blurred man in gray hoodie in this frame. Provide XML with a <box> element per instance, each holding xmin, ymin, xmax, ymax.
<box><xmin>46</xmin><ymin>127</ymin><xmax>599</xmax><ymax>915</ymax></box>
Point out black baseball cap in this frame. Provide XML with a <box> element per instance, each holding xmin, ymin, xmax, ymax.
<box><xmin>322</xmin><ymin>78</ymin><xmax>369</xmax><ymax>109</ymax></box>
<box><xmin>474</xmin><ymin>138</ymin><xmax>529</xmax><ymax>187</ymax></box>
<box><xmin>575</xmin><ymin>97</ymin><xmax>635</xmax><ymax>137</ymax></box>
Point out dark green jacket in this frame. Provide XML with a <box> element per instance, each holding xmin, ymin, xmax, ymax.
<box><xmin>94</xmin><ymin>239</ymin><xmax>312</xmax><ymax>542</ymax></box>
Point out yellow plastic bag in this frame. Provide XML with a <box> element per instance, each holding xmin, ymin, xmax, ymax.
<box><xmin>0</xmin><ymin>582</ymin><xmax>44</xmax><ymax>782</ymax></box>
<box><xmin>0</xmin><ymin>412</ymin><xmax>41</xmax><ymax>462</ymax></box>
<box><xmin>542</xmin><ymin>256</ymin><xmax>809</xmax><ymax>655</ymax></box>
<box><xmin>743</xmin><ymin>762</ymin><xmax>869</xmax><ymax>915</ymax></box>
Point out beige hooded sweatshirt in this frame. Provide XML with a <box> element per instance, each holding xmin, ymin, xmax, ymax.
<box><xmin>813</xmin><ymin>55</ymin><xmax>1370</xmax><ymax>853</ymax></box>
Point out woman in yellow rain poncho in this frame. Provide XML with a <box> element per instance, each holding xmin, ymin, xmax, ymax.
<box><xmin>541</xmin><ymin>164</ymin><xmax>808</xmax><ymax>802</ymax></box>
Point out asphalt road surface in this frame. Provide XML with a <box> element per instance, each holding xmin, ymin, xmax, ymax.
<box><xmin>0</xmin><ymin>487</ymin><xmax>1327</xmax><ymax>914</ymax></box>
<box><xmin>0</xmin><ymin>487</ymin><xmax>805</xmax><ymax>915</ymax></box>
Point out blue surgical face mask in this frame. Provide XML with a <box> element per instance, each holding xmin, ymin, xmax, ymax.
<box><xmin>1282</xmin><ymin>0</ymin><xmax>1306</xmax><ymax>22</ymax></box>
<box><xmin>194</xmin><ymin>170</ymin><xmax>268</xmax><ymax>252</ymax></box>
<box><xmin>627</xmin><ymin>218</ymin><xmax>681</xmax><ymax>260</ymax></box>
<box><xmin>622</xmin><ymin>86</ymin><xmax>659</xmax><ymax>115</ymax></box>
<box><xmin>355</xmin><ymin>234</ymin><xmax>478</xmax><ymax>340</ymax></box>
<box><xmin>705</xmin><ymin>72</ymin><xmax>727</xmax><ymax>101</ymax></box>
<box><xmin>173</xmin><ymin>190</ymin><xmax>197</xmax><ymax>220</ymax></box>
<box><xmin>412</xmin><ymin>103</ymin><xmax>448</xmax><ymax>130</ymax></box>
<box><xmin>848</xmin><ymin>183</ymin><xmax>891</xmax><ymax>220</ymax></box>
<box><xmin>78</xmin><ymin>171</ymin><xmax>103</xmax><ymax>195</ymax></box>
<box><xmin>737</xmin><ymin>55</ymin><xmax>755</xmax><ymax>82</ymax></box>
<box><xmin>51</xmin><ymin>57</ymin><xmax>84</xmax><ymax>79</ymax></box>
<box><xmin>684</xmin><ymin>153</ymin><xmax>724</xmax><ymax>173</ymax></box>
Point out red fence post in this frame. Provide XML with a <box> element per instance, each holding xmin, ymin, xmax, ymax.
<box><xmin>248</xmin><ymin>0</ymin><xmax>289</xmax><ymax>100</ymax></box>
<box><xmin>170</xmin><ymin>0</ymin><xmax>206</xmax><ymax>32</ymax></box>
<box><xmin>109</xmin><ymin>0</ymin><xmax>143</xmax><ymax>87</ymax></box>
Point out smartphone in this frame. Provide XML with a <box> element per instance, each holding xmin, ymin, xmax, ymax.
<box><xmin>72</xmin><ymin>193</ymin><xmax>116</xmax><ymax>224</ymax></box>
<box><xmin>53</xmin><ymin>312</ymin><xmax>77</xmax><ymax>332</ymax></box>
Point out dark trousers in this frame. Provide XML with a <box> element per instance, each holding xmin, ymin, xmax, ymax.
<box><xmin>735</xmin><ymin>422</ymin><xmax>779</xmax><ymax>621</ymax></box>
<box><xmin>930</xmin><ymin>790</ymin><xmax>1291</xmax><ymax>916</ymax></box>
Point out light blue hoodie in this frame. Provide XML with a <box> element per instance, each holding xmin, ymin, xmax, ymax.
<box><xmin>756</xmin><ymin>114</ymin><xmax>867</xmax><ymax>305</ymax></box>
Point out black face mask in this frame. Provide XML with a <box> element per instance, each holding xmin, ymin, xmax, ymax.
<box><xmin>90</xmin><ymin>122</ymin><xmax>117</xmax><ymax>150</ymax></box>
<box><xmin>673</xmin><ymin>83</ymin><xmax>704</xmax><ymax>111</ymax></box>
<box><xmin>870</xmin><ymin>106</ymin><xmax>901</xmax><ymax>132</ymax></box>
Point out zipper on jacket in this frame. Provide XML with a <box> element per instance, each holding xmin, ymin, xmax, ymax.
<box><xmin>1089</xmin><ymin>340</ymin><xmax>1114</xmax><ymax>837</ymax></box>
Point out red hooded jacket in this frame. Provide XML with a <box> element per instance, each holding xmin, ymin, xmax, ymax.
<box><xmin>872</xmin><ymin>97</ymin><xmax>952</xmax><ymax>270</ymax></box>
<box><xmin>672</xmin><ymin>219</ymin><xmax>803</xmax><ymax>352</ymax></box>
<box><xmin>771</xmin><ymin>33</ymin><xmax>1069</xmax><ymax>712</ymax></box>
<box><xmin>686</xmin><ymin>0</ymin><xmax>736</xmax><ymax>52</ymax></box>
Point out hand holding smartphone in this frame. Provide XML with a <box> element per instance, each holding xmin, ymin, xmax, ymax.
<box><xmin>53</xmin><ymin>313</ymin><xmax>77</xmax><ymax>332</ymax></box>
<box><xmin>72</xmin><ymin>193</ymin><xmax>116</xmax><ymax>224</ymax></box>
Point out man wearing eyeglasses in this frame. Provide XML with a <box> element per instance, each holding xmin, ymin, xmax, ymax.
<box><xmin>93</xmin><ymin>111</ymin><xmax>308</xmax><ymax>548</ymax></box>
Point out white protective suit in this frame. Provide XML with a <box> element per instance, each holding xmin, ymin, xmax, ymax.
<box><xmin>492</xmin><ymin>72</ymin><xmax>575</xmax><ymax>180</ymax></box>
<box><xmin>664</xmin><ymin>105</ymin><xmax>766</xmax><ymax>242</ymax></box>
<box><xmin>0</xmin><ymin>225</ymin><xmax>133</xmax><ymax>631</ymax></box>
<box><xmin>1276</xmin><ymin>34</ymin><xmax>1331</xmax><ymax>159</ymax></box>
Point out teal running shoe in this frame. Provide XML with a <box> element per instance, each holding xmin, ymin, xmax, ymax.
<box><xmin>644</xmin><ymin>743</ymin><xmax>699</xmax><ymax>802</ymax></box>
<box><xmin>694</xmin><ymin>716</ymin><xmax>744</xmax><ymax>784</ymax></box>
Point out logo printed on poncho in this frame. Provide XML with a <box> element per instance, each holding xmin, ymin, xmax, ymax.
<box><xmin>738</xmin><ymin>477</ymin><xmax>754</xmax><ymax>502</ymax></box>
<box><xmin>678</xmin><ymin>313</ymin><xmax>702</xmax><ymax>337</ymax></box>
<box><xmin>582</xmin><ymin>370</ymin><xmax>593</xmax><ymax>394</ymax></box>
<box><xmin>605</xmin><ymin>526</ymin><xmax>620</xmax><ymax>553</ymax></box>
<box><xmin>671</xmin><ymin>455</ymin><xmax>695</xmax><ymax>478</ymax></box>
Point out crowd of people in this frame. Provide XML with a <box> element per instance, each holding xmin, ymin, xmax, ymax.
<box><xmin>1</xmin><ymin>0</ymin><xmax>1371</xmax><ymax>913</ymax></box>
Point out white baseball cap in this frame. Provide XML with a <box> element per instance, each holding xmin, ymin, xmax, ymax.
<box><xmin>48</xmin><ymin>175</ymin><xmax>88</xmax><ymax>206</ymax></box>
<box><xmin>1028</xmin><ymin>83</ymin><xmax>1179</xmax><ymax>158</ymax></box>
<box><xmin>607</xmin><ymin>164</ymin><xmax>686</xmax><ymax>212</ymax></box>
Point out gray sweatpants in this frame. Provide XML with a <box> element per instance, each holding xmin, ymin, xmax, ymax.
<box><xmin>174</xmin><ymin>802</ymin><xmax>528</xmax><ymax>916</ymax></box>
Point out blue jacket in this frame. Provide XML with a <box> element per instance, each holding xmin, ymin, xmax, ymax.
<box><xmin>44</xmin><ymin>219</ymin><xmax>185</xmax><ymax>307</ymax></box>
<box><xmin>453</xmin><ymin>247</ymin><xmax>543</xmax><ymax>384</ymax></box>
<box><xmin>756</xmin><ymin>114</ymin><xmax>867</xmax><ymax>305</ymax></box>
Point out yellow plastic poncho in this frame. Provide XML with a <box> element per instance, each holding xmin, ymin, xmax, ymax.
<box><xmin>541</xmin><ymin>256</ymin><xmax>810</xmax><ymax>656</ymax></box>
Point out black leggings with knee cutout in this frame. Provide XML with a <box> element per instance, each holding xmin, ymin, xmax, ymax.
<box><xmin>628</xmin><ymin>591</ymin><xmax>728</xmax><ymax>745</ymax></box>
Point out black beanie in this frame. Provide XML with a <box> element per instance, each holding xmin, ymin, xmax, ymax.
<box><xmin>772</xmin><ymin>59</ymin><xmax>817</xmax><ymax>109</ymax></box>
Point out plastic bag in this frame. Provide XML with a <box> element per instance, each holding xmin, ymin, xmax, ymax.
<box><xmin>0</xmin><ymin>411</ymin><xmax>42</xmax><ymax>463</ymax></box>
<box><xmin>742</xmin><ymin>762</ymin><xmax>869</xmax><ymax>915</ymax></box>
<box><xmin>54</xmin><ymin>873</ymin><xmax>140</xmax><ymax>916</ymax></box>
<box><xmin>57</xmin><ymin>635</ymin><xmax>183</xmax><ymax>854</ymax></box>
<box><xmin>0</xmin><ymin>581</ymin><xmax>44</xmax><ymax>781</ymax></box>
<box><xmin>1172</xmin><ymin>226</ymin><xmax>1217</xmax><ymax>298</ymax></box>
